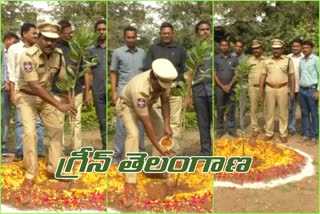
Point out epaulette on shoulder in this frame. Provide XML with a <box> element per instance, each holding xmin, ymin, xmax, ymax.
<box><xmin>247</xmin><ymin>55</ymin><xmax>254</xmax><ymax>59</ymax></box>
<box><xmin>25</xmin><ymin>46</ymin><xmax>39</xmax><ymax>56</ymax></box>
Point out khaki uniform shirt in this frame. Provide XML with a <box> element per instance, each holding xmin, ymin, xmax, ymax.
<box><xmin>121</xmin><ymin>70</ymin><xmax>170</xmax><ymax>116</ymax></box>
<box><xmin>261</xmin><ymin>55</ymin><xmax>294</xmax><ymax>84</ymax></box>
<box><xmin>247</xmin><ymin>55</ymin><xmax>266</xmax><ymax>85</ymax></box>
<box><xmin>18</xmin><ymin>44</ymin><xmax>65</xmax><ymax>91</ymax></box>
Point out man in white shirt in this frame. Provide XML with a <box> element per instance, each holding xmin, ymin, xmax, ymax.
<box><xmin>7</xmin><ymin>23</ymin><xmax>44</xmax><ymax>161</ymax></box>
<box><xmin>287</xmin><ymin>38</ymin><xmax>304</xmax><ymax>136</ymax></box>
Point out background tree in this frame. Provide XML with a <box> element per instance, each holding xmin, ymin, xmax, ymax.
<box><xmin>107</xmin><ymin>1</ymin><xmax>212</xmax><ymax>50</ymax></box>
<box><xmin>157</xmin><ymin>1</ymin><xmax>212</xmax><ymax>50</ymax></box>
<box><xmin>214</xmin><ymin>1</ymin><xmax>319</xmax><ymax>55</ymax></box>
<box><xmin>48</xmin><ymin>1</ymin><xmax>106</xmax><ymax>30</ymax></box>
<box><xmin>108</xmin><ymin>1</ymin><xmax>154</xmax><ymax>50</ymax></box>
<box><xmin>1</xmin><ymin>1</ymin><xmax>39</xmax><ymax>36</ymax></box>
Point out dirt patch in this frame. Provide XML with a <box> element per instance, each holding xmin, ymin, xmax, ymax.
<box><xmin>108</xmin><ymin>180</ymin><xmax>212</xmax><ymax>213</ymax></box>
<box><xmin>108</xmin><ymin>128</ymin><xmax>203</xmax><ymax>157</ymax></box>
<box><xmin>107</xmin><ymin>129</ymin><xmax>213</xmax><ymax>212</ymax></box>
<box><xmin>214</xmin><ymin>112</ymin><xmax>319</xmax><ymax>212</ymax></box>
<box><xmin>145</xmin><ymin>181</ymin><xmax>195</xmax><ymax>201</ymax></box>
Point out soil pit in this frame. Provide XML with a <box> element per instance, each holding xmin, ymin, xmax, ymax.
<box><xmin>145</xmin><ymin>181</ymin><xmax>196</xmax><ymax>201</ymax></box>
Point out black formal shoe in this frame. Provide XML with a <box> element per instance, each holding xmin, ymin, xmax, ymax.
<box><xmin>13</xmin><ymin>154</ymin><xmax>23</xmax><ymax>162</ymax></box>
<box><xmin>228</xmin><ymin>130</ymin><xmax>239</xmax><ymax>138</ymax></box>
<box><xmin>38</xmin><ymin>154</ymin><xmax>45</xmax><ymax>158</ymax></box>
<box><xmin>288</xmin><ymin>131</ymin><xmax>296</xmax><ymax>136</ymax></box>
<box><xmin>215</xmin><ymin>131</ymin><xmax>224</xmax><ymax>139</ymax></box>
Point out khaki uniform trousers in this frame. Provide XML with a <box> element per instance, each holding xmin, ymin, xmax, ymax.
<box><xmin>154</xmin><ymin>95</ymin><xmax>182</xmax><ymax>154</ymax></box>
<box><xmin>248</xmin><ymin>86</ymin><xmax>266</xmax><ymax>132</ymax></box>
<box><xmin>117</xmin><ymin>99</ymin><xmax>163</xmax><ymax>184</ymax></box>
<box><xmin>16</xmin><ymin>92</ymin><xmax>63</xmax><ymax>180</ymax></box>
<box><xmin>54</xmin><ymin>93</ymin><xmax>83</xmax><ymax>150</ymax></box>
<box><xmin>265</xmin><ymin>85</ymin><xmax>288</xmax><ymax>137</ymax></box>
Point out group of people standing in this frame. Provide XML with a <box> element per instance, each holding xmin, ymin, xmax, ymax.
<box><xmin>214</xmin><ymin>38</ymin><xmax>318</xmax><ymax>146</ymax></box>
<box><xmin>1</xmin><ymin>15</ymin><xmax>318</xmax><ymax>207</ymax></box>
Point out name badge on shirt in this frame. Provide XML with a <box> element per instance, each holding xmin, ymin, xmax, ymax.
<box><xmin>23</xmin><ymin>61</ymin><xmax>33</xmax><ymax>72</ymax></box>
<box><xmin>137</xmin><ymin>98</ymin><xmax>146</xmax><ymax>108</ymax></box>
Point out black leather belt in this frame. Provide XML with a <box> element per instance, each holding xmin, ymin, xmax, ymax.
<box><xmin>300</xmin><ymin>84</ymin><xmax>317</xmax><ymax>90</ymax></box>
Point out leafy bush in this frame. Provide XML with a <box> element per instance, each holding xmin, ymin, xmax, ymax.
<box><xmin>81</xmin><ymin>105</ymin><xmax>99</xmax><ymax>130</ymax></box>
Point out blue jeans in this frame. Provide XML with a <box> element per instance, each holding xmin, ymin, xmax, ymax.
<box><xmin>288</xmin><ymin>93</ymin><xmax>298</xmax><ymax>133</ymax></box>
<box><xmin>113</xmin><ymin>116</ymin><xmax>144</xmax><ymax>163</ymax></box>
<box><xmin>2</xmin><ymin>89</ymin><xmax>11</xmax><ymax>151</ymax></box>
<box><xmin>298</xmin><ymin>88</ymin><xmax>318</xmax><ymax>138</ymax></box>
<box><xmin>15</xmin><ymin>108</ymin><xmax>44</xmax><ymax>156</ymax></box>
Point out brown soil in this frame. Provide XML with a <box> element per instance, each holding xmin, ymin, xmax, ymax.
<box><xmin>145</xmin><ymin>181</ymin><xmax>195</xmax><ymax>201</ymax></box>
<box><xmin>108</xmin><ymin>128</ymin><xmax>203</xmax><ymax>156</ymax></box>
<box><xmin>5</xmin><ymin>117</ymin><xmax>316</xmax><ymax>213</ymax></box>
<box><xmin>108</xmin><ymin>120</ymin><xmax>319</xmax><ymax>213</ymax></box>
<box><xmin>108</xmin><ymin>181</ymin><xmax>212</xmax><ymax>213</ymax></box>
<box><xmin>107</xmin><ymin>129</ymin><xmax>213</xmax><ymax>212</ymax></box>
<box><xmin>214</xmin><ymin>111</ymin><xmax>319</xmax><ymax>213</ymax></box>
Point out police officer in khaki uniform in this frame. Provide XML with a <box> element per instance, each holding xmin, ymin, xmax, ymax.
<box><xmin>116</xmin><ymin>58</ymin><xmax>176</xmax><ymax>199</ymax></box>
<box><xmin>259</xmin><ymin>39</ymin><xmax>295</xmax><ymax>143</ymax></box>
<box><xmin>17</xmin><ymin>22</ymin><xmax>77</xmax><ymax>204</ymax></box>
<box><xmin>247</xmin><ymin>40</ymin><xmax>266</xmax><ymax>137</ymax></box>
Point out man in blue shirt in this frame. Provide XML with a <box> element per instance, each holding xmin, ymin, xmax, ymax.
<box><xmin>2</xmin><ymin>32</ymin><xmax>18</xmax><ymax>154</ymax></box>
<box><xmin>110</xmin><ymin>26</ymin><xmax>145</xmax><ymax>164</ymax></box>
<box><xmin>231</xmin><ymin>40</ymin><xmax>248</xmax><ymax>132</ymax></box>
<box><xmin>298</xmin><ymin>40</ymin><xmax>318</xmax><ymax>146</ymax></box>
<box><xmin>214</xmin><ymin>39</ymin><xmax>239</xmax><ymax>139</ymax></box>
<box><xmin>85</xmin><ymin>19</ymin><xmax>107</xmax><ymax>150</ymax></box>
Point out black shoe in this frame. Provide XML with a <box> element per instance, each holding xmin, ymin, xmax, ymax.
<box><xmin>228</xmin><ymin>130</ymin><xmax>239</xmax><ymax>138</ymax></box>
<box><xmin>288</xmin><ymin>130</ymin><xmax>296</xmax><ymax>136</ymax></box>
<box><xmin>112</xmin><ymin>157</ymin><xmax>121</xmax><ymax>165</ymax></box>
<box><xmin>215</xmin><ymin>131</ymin><xmax>224</xmax><ymax>139</ymax></box>
<box><xmin>13</xmin><ymin>154</ymin><xmax>23</xmax><ymax>162</ymax></box>
<box><xmin>38</xmin><ymin>154</ymin><xmax>45</xmax><ymax>158</ymax></box>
